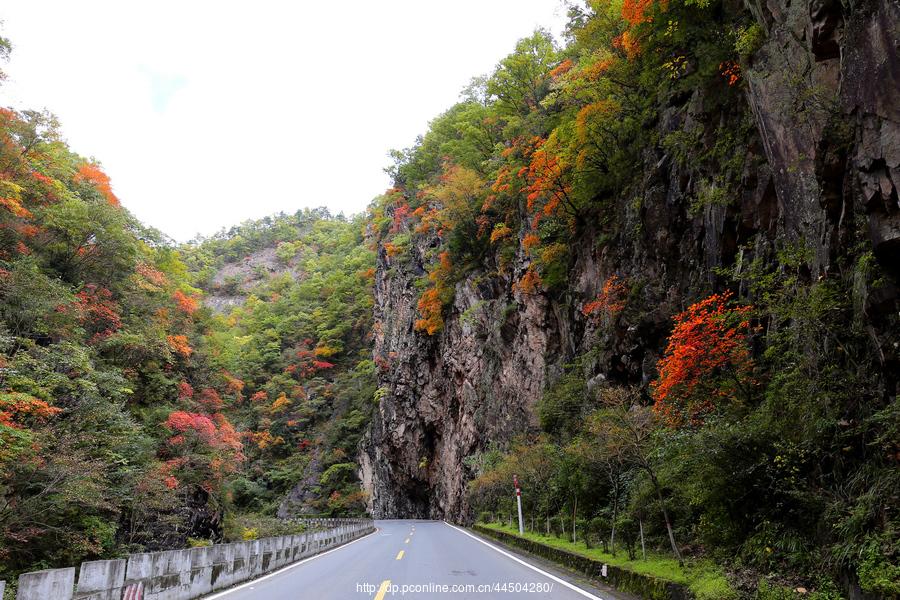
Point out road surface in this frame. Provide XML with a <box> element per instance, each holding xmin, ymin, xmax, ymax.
<box><xmin>206</xmin><ymin>520</ymin><xmax>628</xmax><ymax>600</ymax></box>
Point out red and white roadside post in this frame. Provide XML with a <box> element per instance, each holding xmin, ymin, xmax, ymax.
<box><xmin>513</xmin><ymin>474</ymin><xmax>524</xmax><ymax>535</ymax></box>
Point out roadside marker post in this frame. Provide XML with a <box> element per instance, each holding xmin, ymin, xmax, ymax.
<box><xmin>514</xmin><ymin>474</ymin><xmax>524</xmax><ymax>535</ymax></box>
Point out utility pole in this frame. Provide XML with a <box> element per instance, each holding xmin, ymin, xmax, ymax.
<box><xmin>513</xmin><ymin>474</ymin><xmax>524</xmax><ymax>535</ymax></box>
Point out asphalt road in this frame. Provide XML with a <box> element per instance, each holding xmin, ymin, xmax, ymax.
<box><xmin>206</xmin><ymin>520</ymin><xmax>629</xmax><ymax>600</ymax></box>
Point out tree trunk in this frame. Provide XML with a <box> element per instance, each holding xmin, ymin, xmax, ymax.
<box><xmin>650</xmin><ymin>473</ymin><xmax>683</xmax><ymax>565</ymax></box>
<box><xmin>572</xmin><ymin>496</ymin><xmax>577</xmax><ymax>543</ymax></box>
<box><xmin>610</xmin><ymin>480</ymin><xmax>618</xmax><ymax>556</ymax></box>
<box><xmin>639</xmin><ymin>518</ymin><xmax>646</xmax><ymax>560</ymax></box>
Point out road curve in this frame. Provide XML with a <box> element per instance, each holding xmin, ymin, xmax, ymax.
<box><xmin>204</xmin><ymin>520</ymin><xmax>627</xmax><ymax>600</ymax></box>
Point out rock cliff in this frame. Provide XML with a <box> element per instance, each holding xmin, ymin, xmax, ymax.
<box><xmin>360</xmin><ymin>0</ymin><xmax>900</xmax><ymax>521</ymax></box>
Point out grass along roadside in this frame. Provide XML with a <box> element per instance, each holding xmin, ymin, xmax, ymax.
<box><xmin>478</xmin><ymin>521</ymin><xmax>736</xmax><ymax>600</ymax></box>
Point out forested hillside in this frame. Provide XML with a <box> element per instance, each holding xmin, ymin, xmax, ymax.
<box><xmin>182</xmin><ymin>210</ymin><xmax>376</xmax><ymax>521</ymax></box>
<box><xmin>0</xmin><ymin>54</ymin><xmax>374</xmax><ymax>583</ymax></box>
<box><xmin>0</xmin><ymin>103</ymin><xmax>245</xmax><ymax>571</ymax></box>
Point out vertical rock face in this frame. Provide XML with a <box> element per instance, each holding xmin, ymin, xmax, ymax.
<box><xmin>842</xmin><ymin>1</ymin><xmax>900</xmax><ymax>276</ymax></box>
<box><xmin>360</xmin><ymin>0</ymin><xmax>900</xmax><ymax>521</ymax></box>
<box><xmin>359</xmin><ymin>238</ymin><xmax>562</xmax><ymax>519</ymax></box>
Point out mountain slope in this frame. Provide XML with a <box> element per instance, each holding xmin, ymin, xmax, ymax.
<box><xmin>361</xmin><ymin>0</ymin><xmax>899</xmax><ymax>595</ymax></box>
<box><xmin>183</xmin><ymin>209</ymin><xmax>376</xmax><ymax>521</ymax></box>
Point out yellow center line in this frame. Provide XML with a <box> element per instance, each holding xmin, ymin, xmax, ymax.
<box><xmin>404</xmin><ymin>537</ymin><xmax>410</xmax><ymax>544</ymax></box>
<box><xmin>396</xmin><ymin>550</ymin><xmax>405</xmax><ymax>560</ymax></box>
<box><xmin>374</xmin><ymin>579</ymin><xmax>391</xmax><ymax>600</ymax></box>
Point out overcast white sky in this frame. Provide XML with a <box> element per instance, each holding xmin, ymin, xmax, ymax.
<box><xmin>0</xmin><ymin>1</ymin><xmax>567</xmax><ymax>241</ymax></box>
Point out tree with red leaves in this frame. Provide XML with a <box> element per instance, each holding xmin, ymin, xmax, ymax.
<box><xmin>285</xmin><ymin>340</ymin><xmax>340</xmax><ymax>378</ymax></box>
<box><xmin>652</xmin><ymin>292</ymin><xmax>754</xmax><ymax>426</ymax></box>
<box><xmin>76</xmin><ymin>284</ymin><xmax>122</xmax><ymax>342</ymax></box>
<box><xmin>165</xmin><ymin>411</ymin><xmax>218</xmax><ymax>444</ymax></box>
<box><xmin>198</xmin><ymin>388</ymin><xmax>223</xmax><ymax>410</ymax></box>
<box><xmin>177</xmin><ymin>381</ymin><xmax>194</xmax><ymax>400</ymax></box>
<box><xmin>390</xmin><ymin>202</ymin><xmax>411</xmax><ymax>234</ymax></box>
<box><xmin>161</xmin><ymin>410</ymin><xmax>244</xmax><ymax>493</ymax></box>
<box><xmin>583</xmin><ymin>275</ymin><xmax>628</xmax><ymax>321</ymax></box>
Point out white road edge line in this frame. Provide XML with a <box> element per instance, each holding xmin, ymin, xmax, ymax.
<box><xmin>442</xmin><ymin>522</ymin><xmax>607</xmax><ymax>600</ymax></box>
<box><xmin>205</xmin><ymin>527</ymin><xmax>379</xmax><ymax>599</ymax></box>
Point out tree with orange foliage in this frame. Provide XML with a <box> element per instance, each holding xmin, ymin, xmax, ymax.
<box><xmin>621</xmin><ymin>0</ymin><xmax>657</xmax><ymax>27</ymax></box>
<box><xmin>270</xmin><ymin>392</ymin><xmax>291</xmax><ymax>413</ymax></box>
<box><xmin>248</xmin><ymin>429</ymin><xmax>284</xmax><ymax>451</ymax></box>
<box><xmin>221</xmin><ymin>372</ymin><xmax>245</xmax><ymax>403</ymax></box>
<box><xmin>166</xmin><ymin>334</ymin><xmax>193</xmax><ymax>358</ymax></box>
<box><xmin>172</xmin><ymin>290</ymin><xmax>198</xmax><ymax>315</ymax></box>
<box><xmin>134</xmin><ymin>262</ymin><xmax>169</xmax><ymax>291</ymax></box>
<box><xmin>615</xmin><ymin>0</ymin><xmax>665</xmax><ymax>59</ymax></box>
<box><xmin>390</xmin><ymin>202</ymin><xmax>411</xmax><ymax>234</ymax></box>
<box><xmin>719</xmin><ymin>61</ymin><xmax>742</xmax><ymax>86</ymax></box>
<box><xmin>522</xmin><ymin>233</ymin><xmax>541</xmax><ymax>253</ymax></box>
<box><xmin>549</xmin><ymin>58</ymin><xmax>574</xmax><ymax>80</ymax></box>
<box><xmin>74</xmin><ymin>162</ymin><xmax>119</xmax><ymax>207</ymax></box>
<box><xmin>652</xmin><ymin>292</ymin><xmax>754</xmax><ymax>426</ymax></box>
<box><xmin>516</xmin><ymin>267</ymin><xmax>543</xmax><ymax>295</ymax></box>
<box><xmin>415</xmin><ymin>288</ymin><xmax>445</xmax><ymax>335</ymax></box>
<box><xmin>522</xmin><ymin>137</ymin><xmax>576</xmax><ymax>227</ymax></box>
<box><xmin>583</xmin><ymin>274</ymin><xmax>628</xmax><ymax>321</ymax></box>
<box><xmin>284</xmin><ymin>340</ymin><xmax>339</xmax><ymax>378</ymax></box>
<box><xmin>489</xmin><ymin>222</ymin><xmax>513</xmax><ymax>244</ymax></box>
<box><xmin>0</xmin><ymin>392</ymin><xmax>62</xmax><ymax>463</ymax></box>
<box><xmin>415</xmin><ymin>251</ymin><xmax>454</xmax><ymax>335</ymax></box>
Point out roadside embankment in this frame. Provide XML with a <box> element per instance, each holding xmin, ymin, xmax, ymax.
<box><xmin>473</xmin><ymin>523</ymin><xmax>737</xmax><ymax>600</ymax></box>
